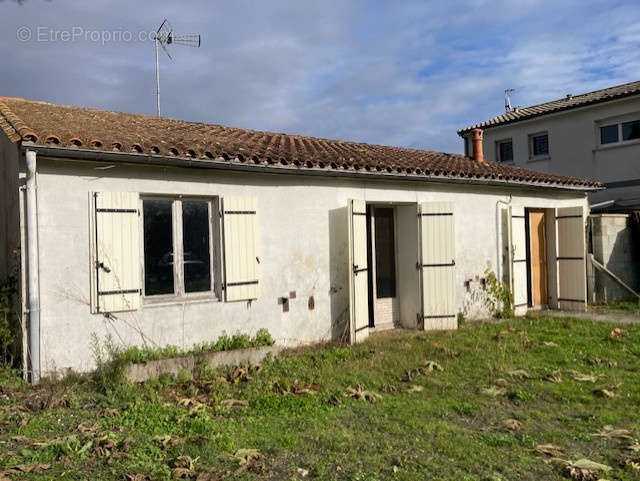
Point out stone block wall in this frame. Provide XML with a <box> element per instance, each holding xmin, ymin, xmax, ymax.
<box><xmin>589</xmin><ymin>214</ymin><xmax>639</xmax><ymax>302</ymax></box>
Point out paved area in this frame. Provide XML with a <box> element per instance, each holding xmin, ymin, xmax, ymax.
<box><xmin>528</xmin><ymin>307</ymin><xmax>640</xmax><ymax>324</ymax></box>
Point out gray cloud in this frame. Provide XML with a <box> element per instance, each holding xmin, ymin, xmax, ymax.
<box><xmin>1</xmin><ymin>0</ymin><xmax>639</xmax><ymax>154</ymax></box>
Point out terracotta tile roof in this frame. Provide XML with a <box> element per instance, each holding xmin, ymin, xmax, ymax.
<box><xmin>459</xmin><ymin>80</ymin><xmax>640</xmax><ymax>135</ymax></box>
<box><xmin>0</xmin><ymin>97</ymin><xmax>601</xmax><ymax>189</ymax></box>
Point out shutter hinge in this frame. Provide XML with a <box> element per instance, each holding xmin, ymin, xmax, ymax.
<box><xmin>95</xmin><ymin>261</ymin><xmax>111</xmax><ymax>273</ymax></box>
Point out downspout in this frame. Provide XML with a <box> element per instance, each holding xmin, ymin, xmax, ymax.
<box><xmin>19</xmin><ymin>184</ymin><xmax>28</xmax><ymax>381</ymax></box>
<box><xmin>25</xmin><ymin>150</ymin><xmax>41</xmax><ymax>384</ymax></box>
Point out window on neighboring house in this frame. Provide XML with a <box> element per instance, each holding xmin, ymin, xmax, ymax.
<box><xmin>497</xmin><ymin>139</ymin><xmax>514</xmax><ymax>162</ymax></box>
<box><xmin>622</xmin><ymin>119</ymin><xmax>640</xmax><ymax>141</ymax></box>
<box><xmin>530</xmin><ymin>133</ymin><xmax>549</xmax><ymax>158</ymax></box>
<box><xmin>598</xmin><ymin>118</ymin><xmax>640</xmax><ymax>145</ymax></box>
<box><xmin>600</xmin><ymin>124</ymin><xmax>619</xmax><ymax>144</ymax></box>
<box><xmin>142</xmin><ymin>197</ymin><xmax>216</xmax><ymax>298</ymax></box>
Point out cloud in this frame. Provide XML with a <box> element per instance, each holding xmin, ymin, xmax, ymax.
<box><xmin>0</xmin><ymin>0</ymin><xmax>638</xmax><ymax>154</ymax></box>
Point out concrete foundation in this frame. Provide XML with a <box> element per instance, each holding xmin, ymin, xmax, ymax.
<box><xmin>123</xmin><ymin>345</ymin><xmax>283</xmax><ymax>382</ymax></box>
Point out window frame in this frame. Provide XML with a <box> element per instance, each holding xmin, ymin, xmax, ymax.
<box><xmin>596</xmin><ymin>114</ymin><xmax>640</xmax><ymax>148</ymax></box>
<box><xmin>600</xmin><ymin>123</ymin><xmax>620</xmax><ymax>145</ymax></box>
<box><xmin>140</xmin><ymin>195</ymin><xmax>220</xmax><ymax>304</ymax></box>
<box><xmin>528</xmin><ymin>132</ymin><xmax>550</xmax><ymax>160</ymax></box>
<box><xmin>495</xmin><ymin>138</ymin><xmax>514</xmax><ymax>163</ymax></box>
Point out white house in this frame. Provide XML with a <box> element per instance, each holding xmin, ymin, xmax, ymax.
<box><xmin>458</xmin><ymin>80</ymin><xmax>640</xmax><ymax>212</ymax></box>
<box><xmin>0</xmin><ymin>97</ymin><xmax>601</xmax><ymax>382</ymax></box>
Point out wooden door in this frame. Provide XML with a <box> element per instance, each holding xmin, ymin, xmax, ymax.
<box><xmin>529</xmin><ymin>209</ymin><xmax>547</xmax><ymax>306</ymax></box>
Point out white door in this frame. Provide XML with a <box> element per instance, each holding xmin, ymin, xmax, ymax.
<box><xmin>419</xmin><ymin>202</ymin><xmax>457</xmax><ymax>330</ymax></box>
<box><xmin>556</xmin><ymin>206</ymin><xmax>586</xmax><ymax>311</ymax></box>
<box><xmin>348</xmin><ymin>199</ymin><xmax>370</xmax><ymax>343</ymax></box>
<box><xmin>510</xmin><ymin>206</ymin><xmax>528</xmax><ymax>315</ymax></box>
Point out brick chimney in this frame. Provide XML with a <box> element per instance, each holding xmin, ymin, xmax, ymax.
<box><xmin>470</xmin><ymin>128</ymin><xmax>484</xmax><ymax>163</ymax></box>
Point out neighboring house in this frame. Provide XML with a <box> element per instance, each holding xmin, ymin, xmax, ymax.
<box><xmin>0</xmin><ymin>97</ymin><xmax>601</xmax><ymax>382</ymax></box>
<box><xmin>458</xmin><ymin>80</ymin><xmax>640</xmax><ymax>212</ymax></box>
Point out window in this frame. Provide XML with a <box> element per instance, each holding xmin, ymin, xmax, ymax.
<box><xmin>600</xmin><ymin>124</ymin><xmax>619</xmax><ymax>144</ymax></box>
<box><xmin>497</xmin><ymin>139</ymin><xmax>514</xmax><ymax>162</ymax></box>
<box><xmin>598</xmin><ymin>117</ymin><xmax>640</xmax><ymax>145</ymax></box>
<box><xmin>182</xmin><ymin>201</ymin><xmax>212</xmax><ymax>293</ymax></box>
<box><xmin>142</xmin><ymin>197</ymin><xmax>216</xmax><ymax>298</ymax></box>
<box><xmin>622</xmin><ymin>120</ymin><xmax>640</xmax><ymax>141</ymax></box>
<box><xmin>530</xmin><ymin>133</ymin><xmax>549</xmax><ymax>157</ymax></box>
<box><xmin>143</xmin><ymin>199</ymin><xmax>175</xmax><ymax>296</ymax></box>
<box><xmin>374</xmin><ymin>208</ymin><xmax>396</xmax><ymax>298</ymax></box>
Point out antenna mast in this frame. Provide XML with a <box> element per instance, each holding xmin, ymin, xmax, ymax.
<box><xmin>504</xmin><ymin>87</ymin><xmax>525</xmax><ymax>113</ymax></box>
<box><xmin>153</xmin><ymin>19</ymin><xmax>201</xmax><ymax>117</ymax></box>
<box><xmin>504</xmin><ymin>88</ymin><xmax>516</xmax><ymax>113</ymax></box>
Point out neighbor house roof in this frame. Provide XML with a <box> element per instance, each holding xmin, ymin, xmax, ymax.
<box><xmin>0</xmin><ymin>97</ymin><xmax>601</xmax><ymax>189</ymax></box>
<box><xmin>458</xmin><ymin>80</ymin><xmax>640</xmax><ymax>135</ymax></box>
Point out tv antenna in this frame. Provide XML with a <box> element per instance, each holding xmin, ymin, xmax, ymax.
<box><xmin>504</xmin><ymin>87</ymin><xmax>524</xmax><ymax>113</ymax></box>
<box><xmin>153</xmin><ymin>19</ymin><xmax>201</xmax><ymax>116</ymax></box>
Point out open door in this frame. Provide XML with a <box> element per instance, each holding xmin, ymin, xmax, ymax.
<box><xmin>348</xmin><ymin>199</ymin><xmax>370</xmax><ymax>343</ymax></box>
<box><xmin>510</xmin><ymin>206</ymin><xmax>528</xmax><ymax>315</ymax></box>
<box><xmin>556</xmin><ymin>207</ymin><xmax>586</xmax><ymax>311</ymax></box>
<box><xmin>529</xmin><ymin>209</ymin><xmax>548</xmax><ymax>307</ymax></box>
<box><xmin>419</xmin><ymin>202</ymin><xmax>457</xmax><ymax>330</ymax></box>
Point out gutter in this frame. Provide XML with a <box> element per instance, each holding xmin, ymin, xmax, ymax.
<box><xmin>20</xmin><ymin>143</ymin><xmax>601</xmax><ymax>193</ymax></box>
<box><xmin>25</xmin><ymin>149</ymin><xmax>41</xmax><ymax>384</ymax></box>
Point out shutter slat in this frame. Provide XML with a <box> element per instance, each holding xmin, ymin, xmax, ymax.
<box><xmin>222</xmin><ymin>196</ymin><xmax>260</xmax><ymax>301</ymax></box>
<box><xmin>93</xmin><ymin>192</ymin><xmax>140</xmax><ymax>313</ymax></box>
<box><xmin>420</xmin><ymin>202</ymin><xmax>456</xmax><ymax>330</ymax></box>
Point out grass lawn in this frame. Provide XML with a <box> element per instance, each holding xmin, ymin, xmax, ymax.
<box><xmin>1</xmin><ymin>316</ymin><xmax>640</xmax><ymax>480</ymax></box>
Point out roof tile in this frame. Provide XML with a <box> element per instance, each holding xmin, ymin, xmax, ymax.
<box><xmin>0</xmin><ymin>97</ymin><xmax>601</xmax><ymax>189</ymax></box>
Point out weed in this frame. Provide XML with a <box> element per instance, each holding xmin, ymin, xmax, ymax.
<box><xmin>485</xmin><ymin>269</ymin><xmax>514</xmax><ymax>318</ymax></box>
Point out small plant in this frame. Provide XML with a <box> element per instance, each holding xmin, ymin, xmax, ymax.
<box><xmin>484</xmin><ymin>269</ymin><xmax>514</xmax><ymax>318</ymax></box>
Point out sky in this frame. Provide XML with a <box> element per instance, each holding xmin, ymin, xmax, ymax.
<box><xmin>1</xmin><ymin>0</ymin><xmax>639</xmax><ymax>154</ymax></box>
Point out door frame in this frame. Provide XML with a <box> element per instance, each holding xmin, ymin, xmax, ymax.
<box><xmin>365</xmin><ymin>204</ymin><xmax>400</xmax><ymax>330</ymax></box>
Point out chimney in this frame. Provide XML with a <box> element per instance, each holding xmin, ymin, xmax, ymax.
<box><xmin>470</xmin><ymin>128</ymin><xmax>484</xmax><ymax>163</ymax></box>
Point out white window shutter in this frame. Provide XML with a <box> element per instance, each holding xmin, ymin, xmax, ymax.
<box><xmin>419</xmin><ymin>202</ymin><xmax>457</xmax><ymax>330</ymax></box>
<box><xmin>556</xmin><ymin>206</ymin><xmax>586</xmax><ymax>311</ymax></box>
<box><xmin>510</xmin><ymin>206</ymin><xmax>528</xmax><ymax>315</ymax></box>
<box><xmin>222</xmin><ymin>196</ymin><xmax>260</xmax><ymax>302</ymax></box>
<box><xmin>92</xmin><ymin>192</ymin><xmax>141</xmax><ymax>313</ymax></box>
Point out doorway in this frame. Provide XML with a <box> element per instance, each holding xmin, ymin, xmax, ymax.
<box><xmin>526</xmin><ymin>209</ymin><xmax>548</xmax><ymax>307</ymax></box>
<box><xmin>366</xmin><ymin>206</ymin><xmax>399</xmax><ymax>329</ymax></box>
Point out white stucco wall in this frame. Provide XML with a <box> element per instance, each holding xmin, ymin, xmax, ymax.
<box><xmin>31</xmin><ymin>157</ymin><xmax>588</xmax><ymax>375</ymax></box>
<box><xmin>475</xmin><ymin>96</ymin><xmax>640</xmax><ymax>206</ymax></box>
